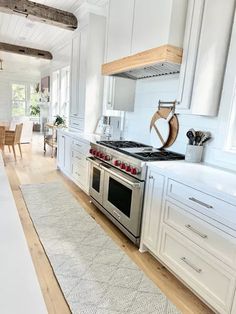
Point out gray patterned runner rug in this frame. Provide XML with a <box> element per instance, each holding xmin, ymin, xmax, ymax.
<box><xmin>20</xmin><ymin>182</ymin><xmax>181</xmax><ymax>314</ymax></box>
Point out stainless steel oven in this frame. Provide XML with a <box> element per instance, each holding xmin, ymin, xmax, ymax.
<box><xmin>87</xmin><ymin>156</ymin><xmax>144</xmax><ymax>244</ymax></box>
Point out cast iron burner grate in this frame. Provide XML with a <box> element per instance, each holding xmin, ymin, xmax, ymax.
<box><xmin>133</xmin><ymin>150</ymin><xmax>185</xmax><ymax>161</ymax></box>
<box><xmin>97</xmin><ymin>140</ymin><xmax>150</xmax><ymax>149</ymax></box>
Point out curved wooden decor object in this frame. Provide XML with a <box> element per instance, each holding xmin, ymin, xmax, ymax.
<box><xmin>150</xmin><ymin>107</ymin><xmax>179</xmax><ymax>148</ymax></box>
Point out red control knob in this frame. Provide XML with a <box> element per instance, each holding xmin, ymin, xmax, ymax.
<box><xmin>114</xmin><ymin>160</ymin><xmax>120</xmax><ymax>166</ymax></box>
<box><xmin>125</xmin><ymin>165</ymin><xmax>131</xmax><ymax>172</ymax></box>
<box><xmin>99</xmin><ymin>152</ymin><xmax>104</xmax><ymax>159</ymax></box>
<box><xmin>96</xmin><ymin>151</ymin><xmax>100</xmax><ymax>157</ymax></box>
<box><xmin>120</xmin><ymin>163</ymin><xmax>126</xmax><ymax>169</ymax></box>
<box><xmin>92</xmin><ymin>149</ymin><xmax>97</xmax><ymax>156</ymax></box>
<box><xmin>131</xmin><ymin>167</ymin><xmax>137</xmax><ymax>175</ymax></box>
<box><xmin>104</xmin><ymin>155</ymin><xmax>111</xmax><ymax>161</ymax></box>
<box><xmin>89</xmin><ymin>148</ymin><xmax>93</xmax><ymax>154</ymax></box>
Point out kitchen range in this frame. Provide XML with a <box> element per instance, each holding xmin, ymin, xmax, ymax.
<box><xmin>87</xmin><ymin>140</ymin><xmax>184</xmax><ymax>244</ymax></box>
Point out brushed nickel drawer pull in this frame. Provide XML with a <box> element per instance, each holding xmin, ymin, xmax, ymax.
<box><xmin>181</xmin><ymin>257</ymin><xmax>202</xmax><ymax>273</ymax></box>
<box><xmin>189</xmin><ymin>197</ymin><xmax>213</xmax><ymax>209</ymax></box>
<box><xmin>149</xmin><ymin>175</ymin><xmax>154</xmax><ymax>179</ymax></box>
<box><xmin>75</xmin><ymin>171</ymin><xmax>80</xmax><ymax>176</ymax></box>
<box><xmin>185</xmin><ymin>224</ymin><xmax>208</xmax><ymax>239</ymax></box>
<box><xmin>76</xmin><ymin>143</ymin><xmax>82</xmax><ymax>147</ymax></box>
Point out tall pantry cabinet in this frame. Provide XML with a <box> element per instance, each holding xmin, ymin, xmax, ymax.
<box><xmin>69</xmin><ymin>12</ymin><xmax>106</xmax><ymax>133</ymax></box>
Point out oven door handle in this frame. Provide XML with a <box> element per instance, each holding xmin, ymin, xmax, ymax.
<box><xmin>86</xmin><ymin>157</ymin><xmax>102</xmax><ymax>168</ymax></box>
<box><xmin>100</xmin><ymin>165</ymin><xmax>141</xmax><ymax>189</ymax></box>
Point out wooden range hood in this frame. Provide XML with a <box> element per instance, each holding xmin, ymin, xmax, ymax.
<box><xmin>102</xmin><ymin>45</ymin><xmax>183</xmax><ymax>80</ymax></box>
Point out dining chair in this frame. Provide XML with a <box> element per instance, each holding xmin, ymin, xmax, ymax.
<box><xmin>0</xmin><ymin>126</ymin><xmax>6</xmax><ymax>165</ymax></box>
<box><xmin>5</xmin><ymin>123</ymin><xmax>23</xmax><ymax>161</ymax></box>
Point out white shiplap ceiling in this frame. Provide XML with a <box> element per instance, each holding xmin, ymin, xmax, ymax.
<box><xmin>0</xmin><ymin>0</ymin><xmax>107</xmax><ymax>74</ymax></box>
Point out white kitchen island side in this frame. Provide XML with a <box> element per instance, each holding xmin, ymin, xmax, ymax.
<box><xmin>0</xmin><ymin>155</ymin><xmax>47</xmax><ymax>314</ymax></box>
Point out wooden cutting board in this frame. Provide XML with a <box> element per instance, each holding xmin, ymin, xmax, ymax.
<box><xmin>150</xmin><ymin>107</ymin><xmax>179</xmax><ymax>148</ymax></box>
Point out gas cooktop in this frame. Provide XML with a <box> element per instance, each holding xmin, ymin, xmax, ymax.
<box><xmin>97</xmin><ymin>140</ymin><xmax>185</xmax><ymax>161</ymax></box>
<box><xmin>97</xmin><ymin>140</ymin><xmax>150</xmax><ymax>149</ymax></box>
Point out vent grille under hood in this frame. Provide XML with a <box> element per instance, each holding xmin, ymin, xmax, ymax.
<box><xmin>102</xmin><ymin>45</ymin><xmax>183</xmax><ymax>80</ymax></box>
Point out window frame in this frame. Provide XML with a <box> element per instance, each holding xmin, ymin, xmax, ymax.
<box><xmin>11</xmin><ymin>81</ymin><xmax>40</xmax><ymax>118</ymax></box>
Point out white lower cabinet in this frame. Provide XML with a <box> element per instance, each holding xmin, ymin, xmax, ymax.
<box><xmin>71</xmin><ymin>138</ymin><xmax>90</xmax><ymax>193</ymax></box>
<box><xmin>140</xmin><ymin>165</ymin><xmax>236</xmax><ymax>313</ymax></box>
<box><xmin>160</xmin><ymin>225</ymin><xmax>235</xmax><ymax>314</ymax></box>
<box><xmin>140</xmin><ymin>169</ymin><xmax>165</xmax><ymax>255</ymax></box>
<box><xmin>57</xmin><ymin>130</ymin><xmax>90</xmax><ymax>194</ymax></box>
<box><xmin>57</xmin><ymin>132</ymin><xmax>71</xmax><ymax>175</ymax></box>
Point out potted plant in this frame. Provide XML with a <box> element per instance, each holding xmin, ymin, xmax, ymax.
<box><xmin>30</xmin><ymin>104</ymin><xmax>41</xmax><ymax>132</ymax></box>
<box><xmin>53</xmin><ymin>115</ymin><xmax>66</xmax><ymax>128</ymax></box>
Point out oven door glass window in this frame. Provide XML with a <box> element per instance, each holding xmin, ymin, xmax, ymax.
<box><xmin>108</xmin><ymin>177</ymin><xmax>132</xmax><ymax>217</ymax></box>
<box><xmin>92</xmin><ymin>167</ymin><xmax>101</xmax><ymax>193</ymax></box>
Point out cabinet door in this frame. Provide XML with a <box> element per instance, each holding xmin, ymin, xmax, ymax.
<box><xmin>105</xmin><ymin>0</ymin><xmax>135</xmax><ymax>62</ymax></box>
<box><xmin>141</xmin><ymin>168</ymin><xmax>165</xmax><ymax>255</ymax></box>
<box><xmin>57</xmin><ymin>133</ymin><xmax>65</xmax><ymax>169</ymax></box>
<box><xmin>70</xmin><ymin>34</ymin><xmax>80</xmax><ymax>118</ymax></box>
<box><xmin>103</xmin><ymin>77</ymin><xmax>136</xmax><ymax>112</ymax></box>
<box><xmin>177</xmin><ymin>0</ymin><xmax>204</xmax><ymax>111</ymax></box>
<box><xmin>77</xmin><ymin>26</ymin><xmax>87</xmax><ymax>119</ymax></box>
<box><xmin>190</xmin><ymin>0</ymin><xmax>235</xmax><ymax>116</ymax></box>
<box><xmin>131</xmin><ymin>0</ymin><xmax>187</xmax><ymax>54</ymax></box>
<box><xmin>64</xmin><ymin>135</ymin><xmax>72</xmax><ymax>174</ymax></box>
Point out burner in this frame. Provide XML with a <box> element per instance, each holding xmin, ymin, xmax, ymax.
<box><xmin>134</xmin><ymin>150</ymin><xmax>185</xmax><ymax>161</ymax></box>
<box><xmin>97</xmin><ymin>140</ymin><xmax>151</xmax><ymax>149</ymax></box>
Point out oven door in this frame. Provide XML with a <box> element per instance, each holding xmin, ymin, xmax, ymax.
<box><xmin>101</xmin><ymin>164</ymin><xmax>144</xmax><ymax>237</ymax></box>
<box><xmin>87</xmin><ymin>157</ymin><xmax>104</xmax><ymax>205</ymax></box>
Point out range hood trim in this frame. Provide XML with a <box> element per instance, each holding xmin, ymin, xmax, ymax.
<box><xmin>102</xmin><ymin>45</ymin><xmax>183</xmax><ymax>80</ymax></box>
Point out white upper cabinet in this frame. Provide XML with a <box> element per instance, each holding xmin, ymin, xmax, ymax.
<box><xmin>103</xmin><ymin>76</ymin><xmax>136</xmax><ymax>112</ymax></box>
<box><xmin>105</xmin><ymin>0</ymin><xmax>135</xmax><ymax>62</ymax></box>
<box><xmin>70</xmin><ymin>34</ymin><xmax>80</xmax><ymax>118</ymax></box>
<box><xmin>190</xmin><ymin>0</ymin><xmax>235</xmax><ymax>116</ymax></box>
<box><xmin>131</xmin><ymin>0</ymin><xmax>187</xmax><ymax>54</ymax></box>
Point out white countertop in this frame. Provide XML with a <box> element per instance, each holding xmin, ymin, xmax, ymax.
<box><xmin>58</xmin><ymin>128</ymin><xmax>108</xmax><ymax>144</ymax></box>
<box><xmin>148</xmin><ymin>160</ymin><xmax>236</xmax><ymax>204</ymax></box>
<box><xmin>0</xmin><ymin>156</ymin><xmax>48</xmax><ymax>314</ymax></box>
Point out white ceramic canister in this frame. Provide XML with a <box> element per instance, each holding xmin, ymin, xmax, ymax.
<box><xmin>185</xmin><ymin>144</ymin><xmax>203</xmax><ymax>163</ymax></box>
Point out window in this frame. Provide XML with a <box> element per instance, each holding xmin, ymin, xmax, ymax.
<box><xmin>51</xmin><ymin>66</ymin><xmax>70</xmax><ymax>123</ymax></box>
<box><xmin>52</xmin><ymin>70</ymin><xmax>60</xmax><ymax>118</ymax></box>
<box><xmin>12</xmin><ymin>84</ymin><xmax>27</xmax><ymax>116</ymax></box>
<box><xmin>11</xmin><ymin>82</ymin><xmax>40</xmax><ymax>117</ymax></box>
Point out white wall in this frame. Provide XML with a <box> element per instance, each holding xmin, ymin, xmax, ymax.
<box><xmin>0</xmin><ymin>72</ymin><xmax>40</xmax><ymax>122</ymax></box>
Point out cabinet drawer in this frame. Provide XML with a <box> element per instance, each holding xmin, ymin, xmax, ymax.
<box><xmin>72</xmin><ymin>150</ymin><xmax>87</xmax><ymax>169</ymax></box>
<box><xmin>164</xmin><ymin>201</ymin><xmax>236</xmax><ymax>269</ymax></box>
<box><xmin>72</xmin><ymin>139</ymin><xmax>89</xmax><ymax>155</ymax></box>
<box><xmin>70</xmin><ymin>117</ymin><xmax>84</xmax><ymax>131</ymax></box>
<box><xmin>167</xmin><ymin>179</ymin><xmax>236</xmax><ymax>231</ymax></box>
<box><xmin>160</xmin><ymin>225</ymin><xmax>236</xmax><ymax>314</ymax></box>
<box><xmin>72</xmin><ymin>163</ymin><xmax>88</xmax><ymax>187</ymax></box>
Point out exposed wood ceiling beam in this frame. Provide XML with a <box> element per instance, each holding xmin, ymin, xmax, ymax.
<box><xmin>0</xmin><ymin>0</ymin><xmax>78</xmax><ymax>31</ymax></box>
<box><xmin>0</xmin><ymin>42</ymin><xmax>53</xmax><ymax>60</ymax></box>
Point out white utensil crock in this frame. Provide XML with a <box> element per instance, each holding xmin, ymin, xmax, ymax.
<box><xmin>185</xmin><ymin>144</ymin><xmax>203</xmax><ymax>163</ymax></box>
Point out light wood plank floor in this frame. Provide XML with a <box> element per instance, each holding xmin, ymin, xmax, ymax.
<box><xmin>4</xmin><ymin>135</ymin><xmax>213</xmax><ymax>314</ymax></box>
